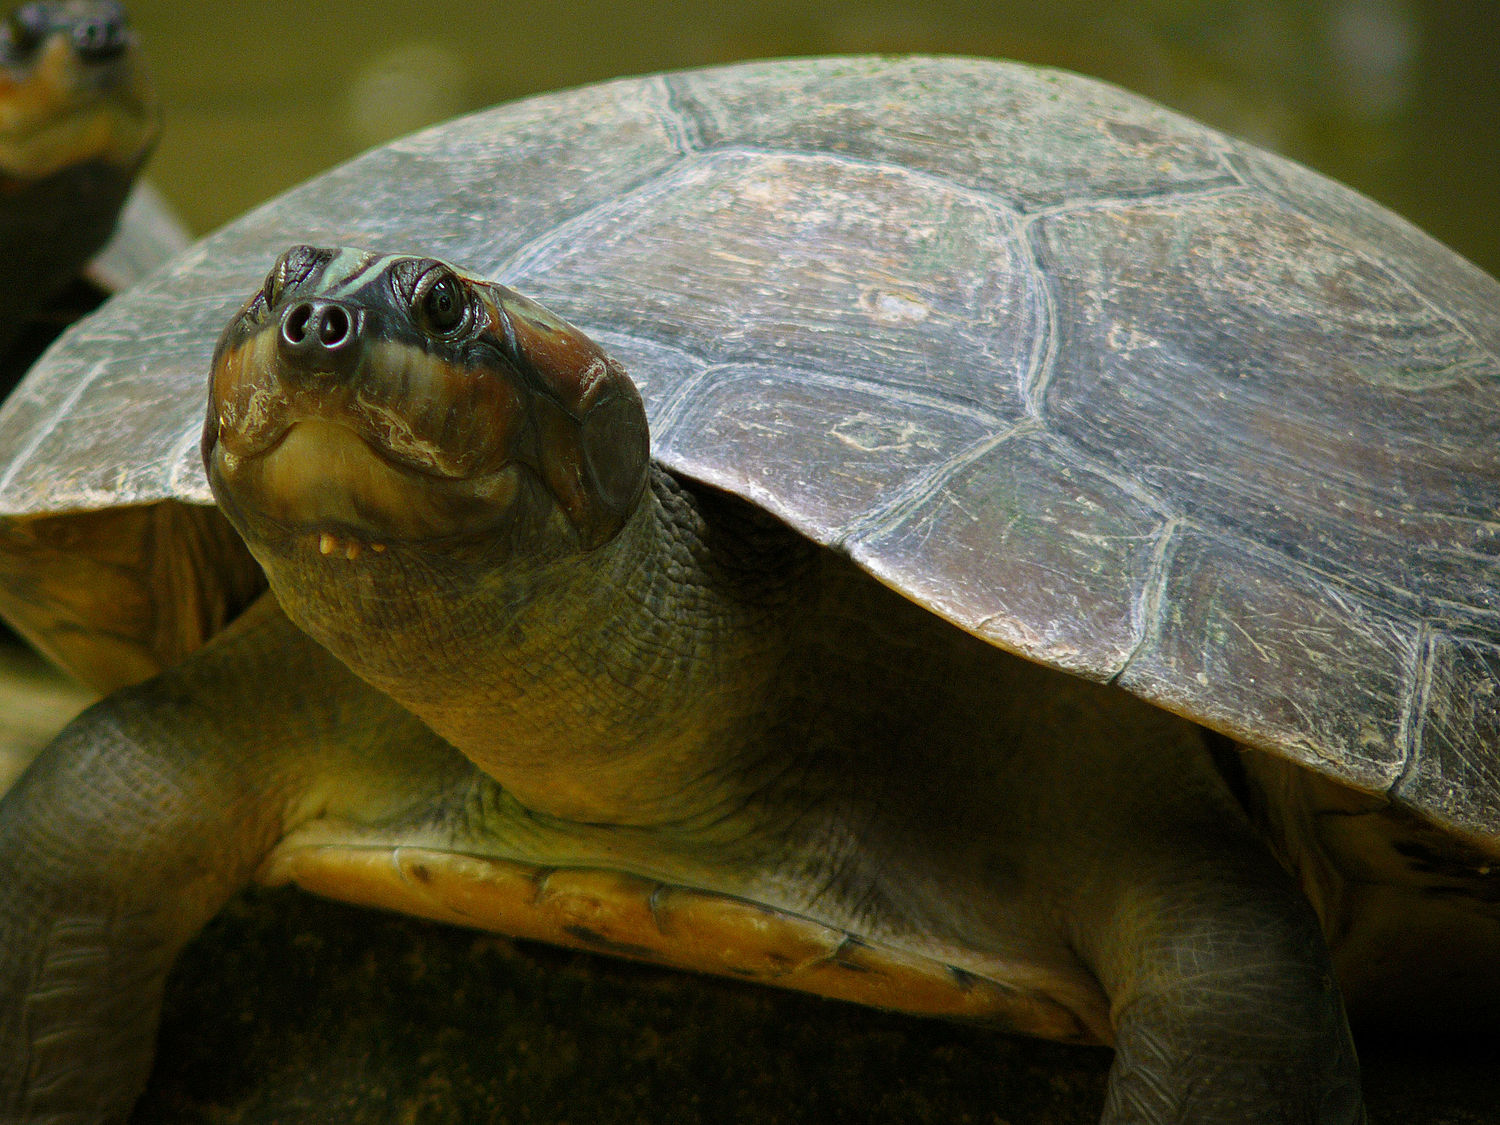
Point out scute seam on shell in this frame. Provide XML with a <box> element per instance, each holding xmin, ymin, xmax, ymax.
<box><xmin>1390</xmin><ymin>622</ymin><xmax>1438</xmax><ymax>798</ymax></box>
<box><xmin>652</xmin><ymin>71</ymin><xmax>710</xmax><ymax>155</ymax></box>
<box><xmin>1107</xmin><ymin>515</ymin><xmax>1186</xmax><ymax>684</ymax></box>
<box><xmin>1225</xmin><ymin>144</ymin><xmax>1500</xmax><ymax>369</ymax></box>
<box><xmin>833</xmin><ymin>421</ymin><xmax>1040</xmax><ymax>551</ymax></box>
<box><xmin>1017</xmin><ymin>206</ymin><xmax>1060</xmax><ymax>417</ymax></box>
<box><xmin>1391</xmin><ymin>633</ymin><xmax>1500</xmax><ymax>842</ymax></box>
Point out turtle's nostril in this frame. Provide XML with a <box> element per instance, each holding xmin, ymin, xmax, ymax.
<box><xmin>281</xmin><ymin>302</ymin><xmax>313</xmax><ymax>346</ymax></box>
<box><xmin>276</xmin><ymin>299</ymin><xmax>362</xmax><ymax>380</ymax></box>
<box><xmin>317</xmin><ymin>306</ymin><xmax>350</xmax><ymax>348</ymax></box>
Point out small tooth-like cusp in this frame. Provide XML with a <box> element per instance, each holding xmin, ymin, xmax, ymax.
<box><xmin>311</xmin><ymin>531</ymin><xmax>367</xmax><ymax>561</ymax></box>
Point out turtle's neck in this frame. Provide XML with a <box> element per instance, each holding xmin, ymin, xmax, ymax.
<box><xmin>267</xmin><ymin>467</ymin><xmax>814</xmax><ymax>827</ymax></box>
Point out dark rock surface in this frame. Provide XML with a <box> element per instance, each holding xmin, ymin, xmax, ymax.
<box><xmin>133</xmin><ymin>888</ymin><xmax>1497</xmax><ymax>1125</ymax></box>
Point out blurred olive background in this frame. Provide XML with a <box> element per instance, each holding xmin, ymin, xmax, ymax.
<box><xmin>130</xmin><ymin>0</ymin><xmax>1500</xmax><ymax>276</ymax></box>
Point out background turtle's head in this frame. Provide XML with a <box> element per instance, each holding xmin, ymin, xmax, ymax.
<box><xmin>0</xmin><ymin>1</ymin><xmax>156</xmax><ymax>182</ymax></box>
<box><xmin>204</xmin><ymin>245</ymin><xmax>650</xmax><ymax>574</ymax></box>
<box><xmin>0</xmin><ymin>1</ymin><xmax>157</xmax><ymax>366</ymax></box>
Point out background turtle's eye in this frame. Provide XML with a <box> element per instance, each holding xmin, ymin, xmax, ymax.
<box><xmin>420</xmin><ymin>274</ymin><xmax>467</xmax><ymax>334</ymax></box>
<box><xmin>4</xmin><ymin>5</ymin><xmax>49</xmax><ymax>56</ymax></box>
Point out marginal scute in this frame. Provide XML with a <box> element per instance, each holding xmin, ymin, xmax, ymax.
<box><xmin>265</xmin><ymin>844</ymin><xmax>1100</xmax><ymax>1044</ymax></box>
<box><xmin>1399</xmin><ymin>636</ymin><xmax>1500</xmax><ymax>839</ymax></box>
<box><xmin>653</xmin><ymin>366</ymin><xmax>997</xmax><ymax>546</ymax></box>
<box><xmin>1118</xmin><ymin>528</ymin><xmax>1414</xmax><ymax>794</ymax></box>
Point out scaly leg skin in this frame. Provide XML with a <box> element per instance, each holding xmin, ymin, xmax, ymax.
<box><xmin>0</xmin><ymin>595</ymin><xmax>458</xmax><ymax>1124</ymax></box>
<box><xmin>1085</xmin><ymin>839</ymin><xmax>1365</xmax><ymax>1124</ymax></box>
<box><xmin>967</xmin><ymin>653</ymin><xmax>1369</xmax><ymax>1123</ymax></box>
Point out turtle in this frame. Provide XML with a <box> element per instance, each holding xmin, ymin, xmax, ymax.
<box><xmin>0</xmin><ymin>0</ymin><xmax>170</xmax><ymax>401</ymax></box>
<box><xmin>2</xmin><ymin>55</ymin><xmax>1499</xmax><ymax>1125</ymax></box>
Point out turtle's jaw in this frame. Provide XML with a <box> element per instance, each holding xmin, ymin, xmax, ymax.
<box><xmin>209</xmin><ymin>417</ymin><xmax>528</xmax><ymax>554</ymax></box>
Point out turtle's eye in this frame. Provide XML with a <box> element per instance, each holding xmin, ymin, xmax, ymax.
<box><xmin>417</xmin><ymin>272</ymin><xmax>469</xmax><ymax>336</ymax></box>
<box><xmin>4</xmin><ymin>5</ymin><xmax>49</xmax><ymax>57</ymax></box>
<box><xmin>261</xmin><ymin>259</ymin><xmax>288</xmax><ymax>310</ymax></box>
<box><xmin>261</xmin><ymin>246</ymin><xmax>323</xmax><ymax>313</ymax></box>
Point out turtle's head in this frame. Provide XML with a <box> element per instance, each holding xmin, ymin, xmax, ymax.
<box><xmin>0</xmin><ymin>1</ymin><xmax>157</xmax><ymax>181</ymax></box>
<box><xmin>204</xmin><ymin>245</ymin><xmax>650</xmax><ymax>575</ymax></box>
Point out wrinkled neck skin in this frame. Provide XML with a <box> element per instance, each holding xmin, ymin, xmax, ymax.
<box><xmin>263</xmin><ymin>468</ymin><xmax>809</xmax><ymax>829</ymax></box>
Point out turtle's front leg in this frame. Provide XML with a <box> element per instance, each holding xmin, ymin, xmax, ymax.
<box><xmin>0</xmin><ymin>595</ymin><xmax>442</xmax><ymax>1124</ymax></box>
<box><xmin>0</xmin><ymin>734</ymin><xmax>217</xmax><ymax>1123</ymax></box>
<box><xmin>1</xmin><ymin>700</ymin><xmax>257</xmax><ymax>1122</ymax></box>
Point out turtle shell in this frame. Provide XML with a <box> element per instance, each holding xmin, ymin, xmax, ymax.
<box><xmin>1</xmin><ymin>56</ymin><xmax>1498</xmax><ymax>839</ymax></box>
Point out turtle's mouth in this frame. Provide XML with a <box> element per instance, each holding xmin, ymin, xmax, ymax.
<box><xmin>210</xmin><ymin>416</ymin><xmax>527</xmax><ymax>554</ymax></box>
